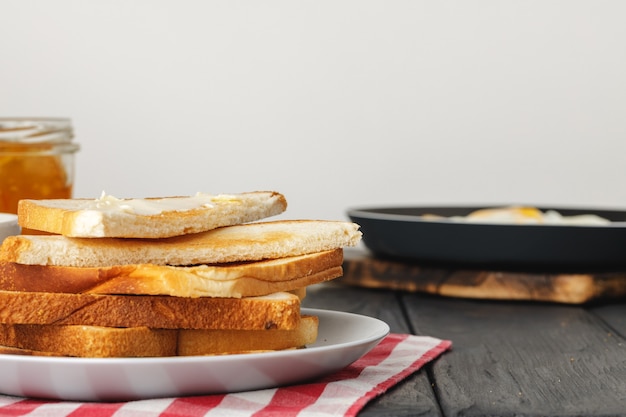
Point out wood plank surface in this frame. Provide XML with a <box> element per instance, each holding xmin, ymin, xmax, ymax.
<box><xmin>590</xmin><ymin>302</ymin><xmax>626</xmax><ymax>339</ymax></box>
<box><xmin>303</xmin><ymin>283</ymin><xmax>443</xmax><ymax>417</ymax></box>
<box><xmin>403</xmin><ymin>293</ymin><xmax>626</xmax><ymax>417</ymax></box>
<box><xmin>306</xmin><ymin>274</ymin><xmax>626</xmax><ymax>416</ymax></box>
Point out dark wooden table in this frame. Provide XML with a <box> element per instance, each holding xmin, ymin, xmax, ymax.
<box><xmin>302</xmin><ymin>259</ymin><xmax>626</xmax><ymax>417</ymax></box>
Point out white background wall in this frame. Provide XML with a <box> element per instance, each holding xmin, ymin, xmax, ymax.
<box><xmin>2</xmin><ymin>1</ymin><xmax>625</xmax><ymax>221</ymax></box>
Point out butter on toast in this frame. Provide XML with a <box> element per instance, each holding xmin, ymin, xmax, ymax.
<box><xmin>17</xmin><ymin>191</ymin><xmax>287</xmax><ymax>238</ymax></box>
<box><xmin>2</xmin><ymin>190</ymin><xmax>363</xmax><ymax>358</ymax></box>
<box><xmin>0</xmin><ymin>220</ymin><xmax>361</xmax><ymax>268</ymax></box>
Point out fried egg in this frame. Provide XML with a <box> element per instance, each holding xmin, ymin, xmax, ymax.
<box><xmin>431</xmin><ymin>206</ymin><xmax>611</xmax><ymax>225</ymax></box>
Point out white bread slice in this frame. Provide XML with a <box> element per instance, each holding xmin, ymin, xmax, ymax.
<box><xmin>0</xmin><ymin>220</ymin><xmax>361</xmax><ymax>268</ymax></box>
<box><xmin>0</xmin><ymin>316</ymin><xmax>318</xmax><ymax>358</ymax></box>
<box><xmin>0</xmin><ymin>290</ymin><xmax>301</xmax><ymax>330</ymax></box>
<box><xmin>0</xmin><ymin>249</ymin><xmax>343</xmax><ymax>298</ymax></box>
<box><xmin>17</xmin><ymin>191</ymin><xmax>287</xmax><ymax>238</ymax></box>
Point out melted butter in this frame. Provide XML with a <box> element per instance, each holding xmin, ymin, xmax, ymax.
<box><xmin>92</xmin><ymin>192</ymin><xmax>240</xmax><ymax>215</ymax></box>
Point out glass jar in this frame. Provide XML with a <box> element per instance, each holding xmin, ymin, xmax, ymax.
<box><xmin>0</xmin><ymin>118</ymin><xmax>80</xmax><ymax>214</ymax></box>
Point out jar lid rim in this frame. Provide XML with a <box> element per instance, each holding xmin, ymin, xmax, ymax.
<box><xmin>0</xmin><ymin>118</ymin><xmax>74</xmax><ymax>143</ymax></box>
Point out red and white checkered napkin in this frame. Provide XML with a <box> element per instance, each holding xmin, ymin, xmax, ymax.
<box><xmin>0</xmin><ymin>334</ymin><xmax>451</xmax><ymax>417</ymax></box>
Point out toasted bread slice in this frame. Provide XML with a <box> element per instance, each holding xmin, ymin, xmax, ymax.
<box><xmin>17</xmin><ymin>191</ymin><xmax>287</xmax><ymax>238</ymax></box>
<box><xmin>0</xmin><ymin>316</ymin><xmax>318</xmax><ymax>358</ymax></box>
<box><xmin>177</xmin><ymin>315</ymin><xmax>318</xmax><ymax>356</ymax></box>
<box><xmin>0</xmin><ymin>249</ymin><xmax>343</xmax><ymax>298</ymax></box>
<box><xmin>0</xmin><ymin>325</ymin><xmax>177</xmax><ymax>357</ymax></box>
<box><xmin>0</xmin><ymin>290</ymin><xmax>300</xmax><ymax>330</ymax></box>
<box><xmin>0</xmin><ymin>220</ymin><xmax>361</xmax><ymax>268</ymax></box>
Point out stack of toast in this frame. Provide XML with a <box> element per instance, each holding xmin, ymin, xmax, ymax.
<box><xmin>0</xmin><ymin>191</ymin><xmax>362</xmax><ymax>357</ymax></box>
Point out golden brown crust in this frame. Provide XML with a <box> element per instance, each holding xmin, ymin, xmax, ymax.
<box><xmin>0</xmin><ymin>249</ymin><xmax>343</xmax><ymax>297</ymax></box>
<box><xmin>0</xmin><ymin>325</ymin><xmax>177</xmax><ymax>357</ymax></box>
<box><xmin>0</xmin><ymin>290</ymin><xmax>301</xmax><ymax>330</ymax></box>
<box><xmin>0</xmin><ymin>316</ymin><xmax>317</xmax><ymax>358</ymax></box>
<box><xmin>89</xmin><ymin>266</ymin><xmax>343</xmax><ymax>298</ymax></box>
<box><xmin>0</xmin><ymin>237</ymin><xmax>31</xmax><ymax>264</ymax></box>
<box><xmin>177</xmin><ymin>315</ymin><xmax>318</xmax><ymax>356</ymax></box>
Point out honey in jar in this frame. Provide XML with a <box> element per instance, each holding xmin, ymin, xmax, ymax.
<box><xmin>0</xmin><ymin>118</ymin><xmax>79</xmax><ymax>215</ymax></box>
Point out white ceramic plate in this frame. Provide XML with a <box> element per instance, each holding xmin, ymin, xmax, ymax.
<box><xmin>0</xmin><ymin>308</ymin><xmax>389</xmax><ymax>402</ymax></box>
<box><xmin>0</xmin><ymin>213</ymin><xmax>20</xmax><ymax>243</ymax></box>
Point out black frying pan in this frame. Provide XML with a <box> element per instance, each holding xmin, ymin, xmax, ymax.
<box><xmin>348</xmin><ymin>206</ymin><xmax>626</xmax><ymax>271</ymax></box>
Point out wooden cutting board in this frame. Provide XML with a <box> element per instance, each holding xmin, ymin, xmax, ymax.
<box><xmin>340</xmin><ymin>249</ymin><xmax>626</xmax><ymax>304</ymax></box>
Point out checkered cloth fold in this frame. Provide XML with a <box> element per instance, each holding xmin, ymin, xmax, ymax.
<box><xmin>0</xmin><ymin>334</ymin><xmax>451</xmax><ymax>417</ymax></box>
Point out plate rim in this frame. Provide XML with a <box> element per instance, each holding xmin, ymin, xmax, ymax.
<box><xmin>0</xmin><ymin>308</ymin><xmax>390</xmax><ymax>401</ymax></box>
<box><xmin>0</xmin><ymin>308</ymin><xmax>389</xmax><ymax>365</ymax></box>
